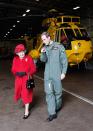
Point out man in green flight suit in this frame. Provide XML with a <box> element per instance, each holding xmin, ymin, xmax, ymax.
<box><xmin>40</xmin><ymin>32</ymin><xmax>68</xmax><ymax>122</ymax></box>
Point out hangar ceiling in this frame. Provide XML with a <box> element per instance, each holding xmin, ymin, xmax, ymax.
<box><xmin>0</xmin><ymin>0</ymin><xmax>93</xmax><ymax>40</ymax></box>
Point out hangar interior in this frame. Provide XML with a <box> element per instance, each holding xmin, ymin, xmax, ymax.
<box><xmin>0</xmin><ymin>0</ymin><xmax>93</xmax><ymax>131</ymax></box>
<box><xmin>0</xmin><ymin>0</ymin><xmax>93</xmax><ymax>60</ymax></box>
<box><xmin>0</xmin><ymin>0</ymin><xmax>93</xmax><ymax>40</ymax></box>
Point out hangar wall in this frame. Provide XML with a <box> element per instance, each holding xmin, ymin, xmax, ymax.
<box><xmin>81</xmin><ymin>17</ymin><xmax>93</xmax><ymax>42</ymax></box>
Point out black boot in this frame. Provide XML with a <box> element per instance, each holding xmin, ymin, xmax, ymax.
<box><xmin>47</xmin><ymin>114</ymin><xmax>57</xmax><ymax>122</ymax></box>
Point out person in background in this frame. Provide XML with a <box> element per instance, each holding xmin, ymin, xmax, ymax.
<box><xmin>40</xmin><ymin>32</ymin><xmax>68</xmax><ymax>122</ymax></box>
<box><xmin>11</xmin><ymin>43</ymin><xmax>36</xmax><ymax>119</ymax></box>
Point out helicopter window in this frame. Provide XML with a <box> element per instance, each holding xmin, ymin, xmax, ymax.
<box><xmin>74</xmin><ymin>29</ymin><xmax>82</xmax><ymax>39</ymax></box>
<box><xmin>80</xmin><ymin>29</ymin><xmax>90</xmax><ymax>40</ymax></box>
<box><xmin>63</xmin><ymin>17</ymin><xmax>71</xmax><ymax>22</ymax></box>
<box><xmin>64</xmin><ymin>29</ymin><xmax>76</xmax><ymax>41</ymax></box>
<box><xmin>72</xmin><ymin>18</ymin><xmax>80</xmax><ymax>22</ymax></box>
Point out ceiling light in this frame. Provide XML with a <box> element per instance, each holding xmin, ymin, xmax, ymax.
<box><xmin>22</xmin><ymin>14</ymin><xmax>26</xmax><ymax>16</ymax></box>
<box><xmin>10</xmin><ymin>29</ymin><xmax>12</xmax><ymax>31</ymax></box>
<box><xmin>73</xmin><ymin>6</ymin><xmax>80</xmax><ymax>10</ymax></box>
<box><xmin>13</xmin><ymin>25</ymin><xmax>16</xmax><ymax>27</ymax></box>
<box><xmin>17</xmin><ymin>20</ymin><xmax>20</xmax><ymax>23</ymax></box>
<box><xmin>7</xmin><ymin>32</ymin><xmax>10</xmax><ymax>33</ymax></box>
<box><xmin>26</xmin><ymin>9</ymin><xmax>30</xmax><ymax>13</ymax></box>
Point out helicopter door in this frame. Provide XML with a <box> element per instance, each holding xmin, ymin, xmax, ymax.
<box><xmin>60</xmin><ymin>29</ymin><xmax>71</xmax><ymax>49</ymax></box>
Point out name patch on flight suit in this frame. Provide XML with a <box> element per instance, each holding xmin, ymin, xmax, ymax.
<box><xmin>51</xmin><ymin>46</ymin><xmax>59</xmax><ymax>50</ymax></box>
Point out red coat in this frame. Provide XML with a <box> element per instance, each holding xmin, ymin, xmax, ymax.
<box><xmin>11</xmin><ymin>55</ymin><xmax>36</xmax><ymax>104</ymax></box>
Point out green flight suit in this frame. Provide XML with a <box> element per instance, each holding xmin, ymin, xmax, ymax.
<box><xmin>40</xmin><ymin>42</ymin><xmax>68</xmax><ymax>115</ymax></box>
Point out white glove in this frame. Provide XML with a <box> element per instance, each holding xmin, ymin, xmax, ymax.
<box><xmin>61</xmin><ymin>73</ymin><xmax>65</xmax><ymax>80</ymax></box>
<box><xmin>41</xmin><ymin>47</ymin><xmax>46</xmax><ymax>53</ymax></box>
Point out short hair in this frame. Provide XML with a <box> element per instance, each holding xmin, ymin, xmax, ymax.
<box><xmin>41</xmin><ymin>32</ymin><xmax>50</xmax><ymax>38</ymax></box>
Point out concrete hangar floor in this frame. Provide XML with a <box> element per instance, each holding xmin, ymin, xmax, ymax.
<box><xmin>0</xmin><ymin>59</ymin><xmax>93</xmax><ymax>131</ymax></box>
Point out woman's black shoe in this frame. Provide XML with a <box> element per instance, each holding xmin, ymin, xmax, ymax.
<box><xmin>23</xmin><ymin>112</ymin><xmax>30</xmax><ymax>119</ymax></box>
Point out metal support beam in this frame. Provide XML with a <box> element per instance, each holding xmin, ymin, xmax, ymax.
<box><xmin>0</xmin><ymin>2</ymin><xmax>42</xmax><ymax>11</ymax></box>
<box><xmin>0</xmin><ymin>14</ymin><xmax>45</xmax><ymax>20</ymax></box>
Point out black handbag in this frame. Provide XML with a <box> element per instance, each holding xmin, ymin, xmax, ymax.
<box><xmin>26</xmin><ymin>76</ymin><xmax>35</xmax><ymax>89</ymax></box>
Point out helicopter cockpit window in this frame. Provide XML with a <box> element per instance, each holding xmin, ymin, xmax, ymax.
<box><xmin>64</xmin><ymin>29</ymin><xmax>76</xmax><ymax>41</ymax></box>
<box><xmin>74</xmin><ymin>29</ymin><xmax>82</xmax><ymax>39</ymax></box>
<box><xmin>80</xmin><ymin>29</ymin><xmax>90</xmax><ymax>40</ymax></box>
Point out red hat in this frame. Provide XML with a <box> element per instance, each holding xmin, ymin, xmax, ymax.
<box><xmin>14</xmin><ymin>44</ymin><xmax>25</xmax><ymax>53</ymax></box>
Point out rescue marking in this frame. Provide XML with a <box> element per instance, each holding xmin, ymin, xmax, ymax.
<box><xmin>35</xmin><ymin>75</ymin><xmax>93</xmax><ymax>105</ymax></box>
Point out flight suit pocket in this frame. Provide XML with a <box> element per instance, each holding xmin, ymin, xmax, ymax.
<box><xmin>44</xmin><ymin>80</ymin><xmax>54</xmax><ymax>94</ymax></box>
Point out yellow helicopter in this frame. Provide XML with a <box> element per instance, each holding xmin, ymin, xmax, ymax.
<box><xmin>27</xmin><ymin>16</ymin><xmax>93</xmax><ymax>66</ymax></box>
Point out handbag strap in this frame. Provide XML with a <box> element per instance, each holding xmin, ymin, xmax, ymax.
<box><xmin>27</xmin><ymin>73</ymin><xmax>32</xmax><ymax>79</ymax></box>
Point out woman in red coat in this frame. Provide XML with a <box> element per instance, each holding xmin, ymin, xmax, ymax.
<box><xmin>11</xmin><ymin>43</ymin><xmax>36</xmax><ymax>119</ymax></box>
